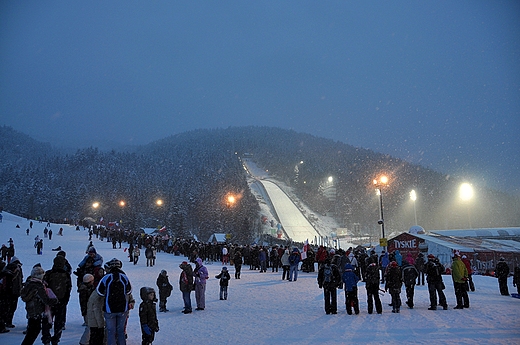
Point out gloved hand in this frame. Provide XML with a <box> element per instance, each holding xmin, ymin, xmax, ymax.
<box><xmin>154</xmin><ymin>326</ymin><xmax>160</xmax><ymax>333</ymax></box>
<box><xmin>318</xmin><ymin>284</ymin><xmax>322</xmax><ymax>289</ymax></box>
<box><xmin>142</xmin><ymin>324</ymin><xmax>152</xmax><ymax>335</ymax></box>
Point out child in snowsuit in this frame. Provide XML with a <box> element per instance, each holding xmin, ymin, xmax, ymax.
<box><xmin>156</xmin><ymin>270</ymin><xmax>173</xmax><ymax>312</ymax></box>
<box><xmin>342</xmin><ymin>263</ymin><xmax>360</xmax><ymax>315</ymax></box>
<box><xmin>139</xmin><ymin>287</ymin><xmax>159</xmax><ymax>345</ymax></box>
<box><xmin>215</xmin><ymin>267</ymin><xmax>230</xmax><ymax>300</ymax></box>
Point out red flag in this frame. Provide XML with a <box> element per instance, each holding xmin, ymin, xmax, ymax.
<box><xmin>301</xmin><ymin>239</ymin><xmax>309</xmax><ymax>260</ymax></box>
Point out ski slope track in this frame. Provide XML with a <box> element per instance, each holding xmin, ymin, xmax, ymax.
<box><xmin>258</xmin><ymin>179</ymin><xmax>320</xmax><ymax>243</ymax></box>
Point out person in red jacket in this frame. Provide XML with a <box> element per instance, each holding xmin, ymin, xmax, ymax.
<box><xmin>315</xmin><ymin>246</ymin><xmax>328</xmax><ymax>270</ymax></box>
<box><xmin>461</xmin><ymin>255</ymin><xmax>475</xmax><ymax>292</ymax></box>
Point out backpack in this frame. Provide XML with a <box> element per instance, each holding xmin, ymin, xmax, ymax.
<box><xmin>323</xmin><ymin>265</ymin><xmax>332</xmax><ymax>283</ymax></box>
<box><xmin>46</xmin><ymin>270</ymin><xmax>70</xmax><ymax>301</ymax></box>
<box><xmin>105</xmin><ymin>272</ymin><xmax>128</xmax><ymax>313</ymax></box>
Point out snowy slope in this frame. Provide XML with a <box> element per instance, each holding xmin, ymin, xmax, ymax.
<box><xmin>1</xmin><ymin>212</ymin><xmax>519</xmax><ymax>345</ymax></box>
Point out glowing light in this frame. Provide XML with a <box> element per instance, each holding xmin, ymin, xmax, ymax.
<box><xmin>459</xmin><ymin>183</ymin><xmax>474</xmax><ymax>201</ymax></box>
<box><xmin>373</xmin><ymin>175</ymin><xmax>389</xmax><ymax>186</ymax></box>
<box><xmin>156</xmin><ymin>199</ymin><xmax>163</xmax><ymax>206</ymax></box>
<box><xmin>119</xmin><ymin>200</ymin><xmax>126</xmax><ymax>207</ymax></box>
<box><xmin>410</xmin><ymin>190</ymin><xmax>417</xmax><ymax>201</ymax></box>
<box><xmin>92</xmin><ymin>202</ymin><xmax>100</xmax><ymax>209</ymax></box>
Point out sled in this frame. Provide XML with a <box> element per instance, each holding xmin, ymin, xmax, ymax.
<box><xmin>511</xmin><ymin>293</ymin><xmax>520</xmax><ymax>299</ymax></box>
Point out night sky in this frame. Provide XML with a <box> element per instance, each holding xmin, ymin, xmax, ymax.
<box><xmin>1</xmin><ymin>1</ymin><xmax>519</xmax><ymax>194</ymax></box>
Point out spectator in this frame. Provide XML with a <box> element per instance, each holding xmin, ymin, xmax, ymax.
<box><xmin>96</xmin><ymin>258</ymin><xmax>132</xmax><ymax>345</ymax></box>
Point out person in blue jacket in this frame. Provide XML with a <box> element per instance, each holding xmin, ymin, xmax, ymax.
<box><xmin>342</xmin><ymin>263</ymin><xmax>360</xmax><ymax>315</ymax></box>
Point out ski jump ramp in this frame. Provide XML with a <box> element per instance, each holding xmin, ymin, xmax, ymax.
<box><xmin>259</xmin><ymin>180</ymin><xmax>320</xmax><ymax>243</ymax></box>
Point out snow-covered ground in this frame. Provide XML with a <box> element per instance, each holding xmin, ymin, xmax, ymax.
<box><xmin>1</xmin><ymin>212</ymin><xmax>519</xmax><ymax>345</ymax></box>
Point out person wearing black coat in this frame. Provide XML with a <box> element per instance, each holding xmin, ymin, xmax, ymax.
<box><xmin>425</xmin><ymin>254</ymin><xmax>447</xmax><ymax>310</ymax></box>
<box><xmin>385</xmin><ymin>261</ymin><xmax>403</xmax><ymax>313</ymax></box>
<box><xmin>20</xmin><ymin>266</ymin><xmax>58</xmax><ymax>345</ymax></box>
<box><xmin>513</xmin><ymin>266</ymin><xmax>520</xmax><ymax>295</ymax></box>
<box><xmin>215</xmin><ymin>267</ymin><xmax>231</xmax><ymax>300</ymax></box>
<box><xmin>42</xmin><ymin>255</ymin><xmax>72</xmax><ymax>345</ymax></box>
<box><xmin>415</xmin><ymin>253</ymin><xmax>426</xmax><ymax>285</ymax></box>
<box><xmin>365</xmin><ymin>262</ymin><xmax>382</xmax><ymax>314</ymax></box>
<box><xmin>317</xmin><ymin>258</ymin><xmax>341</xmax><ymax>315</ymax></box>
<box><xmin>156</xmin><ymin>270</ymin><xmax>173</xmax><ymax>312</ymax></box>
<box><xmin>495</xmin><ymin>257</ymin><xmax>510</xmax><ymax>296</ymax></box>
<box><xmin>139</xmin><ymin>287</ymin><xmax>159</xmax><ymax>345</ymax></box>
<box><xmin>2</xmin><ymin>256</ymin><xmax>23</xmax><ymax>329</ymax></box>
<box><xmin>233</xmin><ymin>250</ymin><xmax>243</xmax><ymax>279</ymax></box>
<box><xmin>402</xmin><ymin>261</ymin><xmax>419</xmax><ymax>309</ymax></box>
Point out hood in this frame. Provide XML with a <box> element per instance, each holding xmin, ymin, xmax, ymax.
<box><xmin>140</xmin><ymin>286</ymin><xmax>157</xmax><ymax>301</ymax></box>
<box><xmin>344</xmin><ymin>263</ymin><xmax>353</xmax><ymax>271</ymax></box>
<box><xmin>196</xmin><ymin>257</ymin><xmax>203</xmax><ymax>266</ymax></box>
<box><xmin>53</xmin><ymin>255</ymin><xmax>66</xmax><ymax>269</ymax></box>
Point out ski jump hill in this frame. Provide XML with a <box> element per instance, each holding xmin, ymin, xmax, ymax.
<box><xmin>243</xmin><ymin>159</ymin><xmax>321</xmax><ymax>243</ymax></box>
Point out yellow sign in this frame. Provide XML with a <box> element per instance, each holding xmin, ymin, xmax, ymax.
<box><xmin>379</xmin><ymin>238</ymin><xmax>387</xmax><ymax>247</ymax></box>
<box><xmin>225</xmin><ymin>233</ymin><xmax>232</xmax><ymax>239</ymax></box>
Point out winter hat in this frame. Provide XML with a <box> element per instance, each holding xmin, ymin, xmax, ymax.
<box><xmin>161</xmin><ymin>270</ymin><xmax>167</xmax><ymax>276</ymax></box>
<box><xmin>57</xmin><ymin>250</ymin><xmax>67</xmax><ymax>258</ymax></box>
<box><xmin>88</xmin><ymin>246</ymin><xmax>97</xmax><ymax>254</ymax></box>
<box><xmin>53</xmin><ymin>255</ymin><xmax>66</xmax><ymax>269</ymax></box>
<box><xmin>31</xmin><ymin>266</ymin><xmax>45</xmax><ymax>280</ymax></box>
<box><xmin>427</xmin><ymin>254</ymin><xmax>435</xmax><ymax>259</ymax></box>
<box><xmin>222</xmin><ymin>267</ymin><xmax>228</xmax><ymax>271</ymax></box>
<box><xmin>83</xmin><ymin>274</ymin><xmax>94</xmax><ymax>284</ymax></box>
<box><xmin>462</xmin><ymin>255</ymin><xmax>467</xmax><ymax>259</ymax></box>
<box><xmin>390</xmin><ymin>261</ymin><xmax>398</xmax><ymax>267</ymax></box>
<box><xmin>196</xmin><ymin>257</ymin><xmax>203</xmax><ymax>265</ymax></box>
<box><xmin>11</xmin><ymin>256</ymin><xmax>21</xmax><ymax>265</ymax></box>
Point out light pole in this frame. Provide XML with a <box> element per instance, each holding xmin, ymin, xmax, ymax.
<box><xmin>155</xmin><ymin>199</ymin><xmax>164</xmax><ymax>228</ymax></box>
<box><xmin>373</xmin><ymin>175</ymin><xmax>388</xmax><ymax>249</ymax></box>
<box><xmin>410</xmin><ymin>190</ymin><xmax>418</xmax><ymax>225</ymax></box>
<box><xmin>119</xmin><ymin>200</ymin><xmax>125</xmax><ymax>226</ymax></box>
<box><xmin>459</xmin><ymin>183</ymin><xmax>474</xmax><ymax>229</ymax></box>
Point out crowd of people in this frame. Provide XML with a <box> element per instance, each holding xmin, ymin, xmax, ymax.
<box><xmin>314</xmin><ymin>247</ymin><xmax>520</xmax><ymax>315</ymax></box>
<box><xmin>1</xmin><ymin>222</ymin><xmax>520</xmax><ymax>344</ymax></box>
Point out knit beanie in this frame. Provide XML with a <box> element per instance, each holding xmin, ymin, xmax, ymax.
<box><xmin>31</xmin><ymin>266</ymin><xmax>45</xmax><ymax>280</ymax></box>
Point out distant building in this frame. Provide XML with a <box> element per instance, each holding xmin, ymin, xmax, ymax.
<box><xmin>208</xmin><ymin>233</ymin><xmax>227</xmax><ymax>244</ymax></box>
<box><xmin>383</xmin><ymin>227</ymin><xmax>520</xmax><ymax>274</ymax></box>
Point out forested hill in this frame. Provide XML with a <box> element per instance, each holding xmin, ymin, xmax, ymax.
<box><xmin>0</xmin><ymin>125</ymin><xmax>518</xmax><ymax>243</ymax></box>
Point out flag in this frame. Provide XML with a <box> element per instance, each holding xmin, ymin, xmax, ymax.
<box><xmin>301</xmin><ymin>239</ymin><xmax>308</xmax><ymax>260</ymax></box>
<box><xmin>159</xmin><ymin>226</ymin><xmax>167</xmax><ymax>233</ymax></box>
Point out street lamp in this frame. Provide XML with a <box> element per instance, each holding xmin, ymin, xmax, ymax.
<box><xmin>459</xmin><ymin>183</ymin><xmax>474</xmax><ymax>228</ymax></box>
<box><xmin>373</xmin><ymin>175</ymin><xmax>389</xmax><ymax>248</ymax></box>
<box><xmin>226</xmin><ymin>194</ymin><xmax>236</xmax><ymax>208</ymax></box>
<box><xmin>119</xmin><ymin>200</ymin><xmax>126</xmax><ymax>226</ymax></box>
<box><xmin>410</xmin><ymin>190</ymin><xmax>418</xmax><ymax>225</ymax></box>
